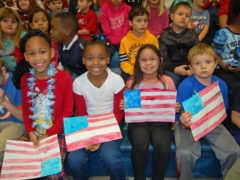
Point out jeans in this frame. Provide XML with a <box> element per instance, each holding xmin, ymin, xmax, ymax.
<box><xmin>66</xmin><ymin>139</ymin><xmax>126</xmax><ymax>180</ymax></box>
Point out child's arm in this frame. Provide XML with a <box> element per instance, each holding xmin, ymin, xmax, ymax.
<box><xmin>78</xmin><ymin>27</ymin><xmax>91</xmax><ymax>36</ymax></box>
<box><xmin>198</xmin><ymin>25</ymin><xmax>209</xmax><ymax>41</ymax></box>
<box><xmin>74</xmin><ymin>92</ymin><xmax>88</xmax><ymax>116</ymax></box>
<box><xmin>119</xmin><ymin>40</ymin><xmax>134</xmax><ymax>76</ymax></box>
<box><xmin>0</xmin><ymin>88</ymin><xmax>23</xmax><ymax>121</ymax></box>
<box><xmin>78</xmin><ymin>12</ymin><xmax>99</xmax><ymax>37</ymax></box>
<box><xmin>232</xmin><ymin>110</ymin><xmax>240</xmax><ymax>128</ymax></box>
<box><xmin>113</xmin><ymin>88</ymin><xmax>124</xmax><ymax>123</ymax></box>
<box><xmin>179</xmin><ymin>110</ymin><xmax>192</xmax><ymax>128</ymax></box>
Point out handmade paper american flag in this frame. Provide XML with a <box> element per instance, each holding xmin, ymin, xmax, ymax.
<box><xmin>124</xmin><ymin>88</ymin><xmax>177</xmax><ymax>123</ymax></box>
<box><xmin>182</xmin><ymin>81</ymin><xmax>227</xmax><ymax>142</ymax></box>
<box><xmin>64</xmin><ymin>112</ymin><xmax>122</xmax><ymax>152</ymax></box>
<box><xmin>0</xmin><ymin>134</ymin><xmax>61</xmax><ymax>180</ymax></box>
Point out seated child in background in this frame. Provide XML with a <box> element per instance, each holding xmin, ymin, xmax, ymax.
<box><xmin>16</xmin><ymin>0</ymin><xmax>40</xmax><ymax>30</ymax></box>
<box><xmin>47</xmin><ymin>0</ymin><xmax>64</xmax><ymax>18</ymax></box>
<box><xmin>203</xmin><ymin>0</ymin><xmax>221</xmax><ymax>41</ymax></box>
<box><xmin>0</xmin><ymin>7</ymin><xmax>26</xmax><ymax>72</ymax></box>
<box><xmin>190</xmin><ymin>0</ymin><xmax>210</xmax><ymax>42</ymax></box>
<box><xmin>212</xmin><ymin>0</ymin><xmax>240</xmax><ymax>106</ymax></box>
<box><xmin>119</xmin><ymin>6</ymin><xmax>159</xmax><ymax>81</ymax></box>
<box><xmin>29</xmin><ymin>8</ymin><xmax>59</xmax><ymax>67</ymax></box>
<box><xmin>101</xmin><ymin>0</ymin><xmax>131</xmax><ymax>73</ymax></box>
<box><xmin>76</xmin><ymin>0</ymin><xmax>99</xmax><ymax>40</ymax></box>
<box><xmin>0</xmin><ymin>58</ymin><xmax>25</xmax><ymax>166</ymax></box>
<box><xmin>51</xmin><ymin>12</ymin><xmax>87</xmax><ymax>79</ymax></box>
<box><xmin>175</xmin><ymin>43</ymin><xmax>240</xmax><ymax>180</ymax></box>
<box><xmin>158</xmin><ymin>2</ymin><xmax>199</xmax><ymax>87</ymax></box>
<box><xmin>66</xmin><ymin>38</ymin><xmax>126</xmax><ymax>180</ymax></box>
<box><xmin>143</xmin><ymin>0</ymin><xmax>169</xmax><ymax>38</ymax></box>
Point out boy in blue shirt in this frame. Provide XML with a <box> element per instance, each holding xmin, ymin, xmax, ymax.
<box><xmin>0</xmin><ymin>58</ymin><xmax>25</xmax><ymax>165</ymax></box>
<box><xmin>175</xmin><ymin>43</ymin><xmax>240</xmax><ymax>180</ymax></box>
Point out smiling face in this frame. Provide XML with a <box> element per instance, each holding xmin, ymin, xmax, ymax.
<box><xmin>30</xmin><ymin>11</ymin><xmax>49</xmax><ymax>35</ymax></box>
<box><xmin>0</xmin><ymin>16</ymin><xmax>18</xmax><ymax>37</ymax></box>
<box><xmin>18</xmin><ymin>0</ymin><xmax>30</xmax><ymax>11</ymax></box>
<box><xmin>138</xmin><ymin>48</ymin><xmax>160</xmax><ymax>77</ymax></box>
<box><xmin>24</xmin><ymin>36</ymin><xmax>54</xmax><ymax>79</ymax></box>
<box><xmin>190</xmin><ymin>53</ymin><xmax>217</xmax><ymax>83</ymax></box>
<box><xmin>83</xmin><ymin>43</ymin><xmax>110</xmax><ymax>77</ymax></box>
<box><xmin>111</xmin><ymin>0</ymin><xmax>122</xmax><ymax>8</ymax></box>
<box><xmin>130</xmin><ymin>14</ymin><xmax>148</xmax><ymax>37</ymax></box>
<box><xmin>170</xmin><ymin>5</ymin><xmax>191</xmax><ymax>33</ymax></box>
<box><xmin>148</xmin><ymin>0</ymin><xmax>160</xmax><ymax>8</ymax></box>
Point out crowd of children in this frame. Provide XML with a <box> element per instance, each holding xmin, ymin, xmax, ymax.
<box><xmin>0</xmin><ymin>0</ymin><xmax>240</xmax><ymax>179</ymax></box>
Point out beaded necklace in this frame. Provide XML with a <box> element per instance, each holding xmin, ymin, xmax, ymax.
<box><xmin>27</xmin><ymin>64</ymin><xmax>56</xmax><ymax>136</ymax></box>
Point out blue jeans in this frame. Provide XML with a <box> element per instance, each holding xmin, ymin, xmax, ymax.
<box><xmin>66</xmin><ymin>139</ymin><xmax>126</xmax><ymax>180</ymax></box>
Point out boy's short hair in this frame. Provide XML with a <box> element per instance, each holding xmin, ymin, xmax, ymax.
<box><xmin>47</xmin><ymin>0</ymin><xmax>62</xmax><ymax>4</ymax></box>
<box><xmin>129</xmin><ymin>6</ymin><xmax>149</xmax><ymax>21</ymax></box>
<box><xmin>54</xmin><ymin>12</ymin><xmax>78</xmax><ymax>34</ymax></box>
<box><xmin>171</xmin><ymin>2</ymin><xmax>192</xmax><ymax>14</ymax></box>
<box><xmin>188</xmin><ymin>43</ymin><xmax>218</xmax><ymax>64</ymax></box>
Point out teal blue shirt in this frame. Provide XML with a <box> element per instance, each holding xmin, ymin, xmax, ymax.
<box><xmin>0</xmin><ymin>32</ymin><xmax>26</xmax><ymax>72</ymax></box>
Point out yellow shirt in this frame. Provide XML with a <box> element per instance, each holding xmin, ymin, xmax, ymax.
<box><xmin>119</xmin><ymin>30</ymin><xmax>159</xmax><ymax>76</ymax></box>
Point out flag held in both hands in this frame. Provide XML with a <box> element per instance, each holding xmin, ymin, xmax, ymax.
<box><xmin>64</xmin><ymin>112</ymin><xmax>122</xmax><ymax>152</ymax></box>
<box><xmin>182</xmin><ymin>81</ymin><xmax>227</xmax><ymax>142</ymax></box>
<box><xmin>124</xmin><ymin>88</ymin><xmax>177</xmax><ymax>123</ymax></box>
<box><xmin>0</xmin><ymin>135</ymin><xmax>61</xmax><ymax>180</ymax></box>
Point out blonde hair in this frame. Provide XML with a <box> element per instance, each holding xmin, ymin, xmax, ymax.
<box><xmin>142</xmin><ymin>0</ymin><xmax>165</xmax><ymax>16</ymax></box>
<box><xmin>0</xmin><ymin>7</ymin><xmax>24</xmax><ymax>50</ymax></box>
<box><xmin>188</xmin><ymin>43</ymin><xmax>218</xmax><ymax>64</ymax></box>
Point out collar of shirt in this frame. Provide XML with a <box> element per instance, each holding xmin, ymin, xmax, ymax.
<box><xmin>63</xmin><ymin>34</ymin><xmax>79</xmax><ymax>51</ymax></box>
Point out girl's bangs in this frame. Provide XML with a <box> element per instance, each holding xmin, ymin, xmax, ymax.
<box><xmin>0</xmin><ymin>11</ymin><xmax>18</xmax><ymax>21</ymax></box>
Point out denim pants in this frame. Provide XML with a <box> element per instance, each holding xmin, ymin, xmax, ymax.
<box><xmin>66</xmin><ymin>139</ymin><xmax>126</xmax><ymax>180</ymax></box>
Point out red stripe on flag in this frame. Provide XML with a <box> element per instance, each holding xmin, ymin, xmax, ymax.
<box><xmin>4</xmin><ymin>152</ymin><xmax>60</xmax><ymax>163</ymax></box>
<box><xmin>125</xmin><ymin>111</ymin><xmax>175</xmax><ymax>116</ymax></box>
<box><xmin>199</xmin><ymin>81</ymin><xmax>218</xmax><ymax>96</ymax></box>
<box><xmin>142</xmin><ymin>104</ymin><xmax>176</xmax><ymax>108</ymax></box>
<box><xmin>67</xmin><ymin>131</ymin><xmax>122</xmax><ymax>152</ymax></box>
<box><xmin>141</xmin><ymin>95</ymin><xmax>176</xmax><ymax>100</ymax></box>
<box><xmin>6</xmin><ymin>141</ymin><xmax>34</xmax><ymax>149</ymax></box>
<box><xmin>126</xmin><ymin>119</ymin><xmax>175</xmax><ymax>123</ymax></box>
<box><xmin>2</xmin><ymin>165</ymin><xmax>41</xmax><ymax>170</ymax></box>
<box><xmin>1</xmin><ymin>172</ymin><xmax>41</xmax><ymax>179</ymax></box>
<box><xmin>202</xmin><ymin>91</ymin><xmax>221</xmax><ymax>107</ymax></box>
<box><xmin>190</xmin><ymin>102</ymin><xmax>225</xmax><ymax>130</ymax></box>
<box><xmin>193</xmin><ymin>113</ymin><xmax>227</xmax><ymax>141</ymax></box>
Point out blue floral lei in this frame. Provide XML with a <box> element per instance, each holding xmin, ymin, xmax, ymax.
<box><xmin>27</xmin><ymin>64</ymin><xmax>56</xmax><ymax>136</ymax></box>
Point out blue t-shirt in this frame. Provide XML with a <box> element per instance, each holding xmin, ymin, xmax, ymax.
<box><xmin>0</xmin><ymin>73</ymin><xmax>23</xmax><ymax>124</ymax></box>
<box><xmin>176</xmin><ymin>74</ymin><xmax>229</xmax><ymax>120</ymax></box>
<box><xmin>212</xmin><ymin>27</ymin><xmax>240</xmax><ymax>67</ymax></box>
<box><xmin>191</xmin><ymin>8</ymin><xmax>210</xmax><ymax>35</ymax></box>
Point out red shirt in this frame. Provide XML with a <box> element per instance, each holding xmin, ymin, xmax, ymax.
<box><xmin>21</xmin><ymin>70</ymin><xmax>74</xmax><ymax>136</ymax></box>
<box><xmin>76</xmin><ymin>10</ymin><xmax>99</xmax><ymax>40</ymax></box>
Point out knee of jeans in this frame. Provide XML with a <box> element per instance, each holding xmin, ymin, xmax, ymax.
<box><xmin>67</xmin><ymin>151</ymin><xmax>87</xmax><ymax>167</ymax></box>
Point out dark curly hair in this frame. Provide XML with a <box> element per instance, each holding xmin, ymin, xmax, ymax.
<box><xmin>12</xmin><ymin>30</ymin><xmax>52</xmax><ymax>89</ymax></box>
